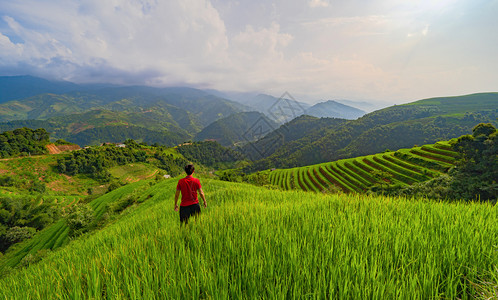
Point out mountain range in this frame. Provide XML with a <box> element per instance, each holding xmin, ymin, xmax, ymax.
<box><xmin>0</xmin><ymin>76</ymin><xmax>367</xmax><ymax>146</ymax></box>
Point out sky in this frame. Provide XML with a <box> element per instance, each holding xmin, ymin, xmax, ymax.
<box><xmin>0</xmin><ymin>0</ymin><xmax>497</xmax><ymax>105</ymax></box>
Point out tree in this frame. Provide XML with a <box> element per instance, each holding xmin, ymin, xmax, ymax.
<box><xmin>451</xmin><ymin>123</ymin><xmax>497</xmax><ymax>201</ymax></box>
<box><xmin>65</xmin><ymin>204</ymin><xmax>94</xmax><ymax>237</ymax></box>
<box><xmin>4</xmin><ymin>226</ymin><xmax>36</xmax><ymax>244</ymax></box>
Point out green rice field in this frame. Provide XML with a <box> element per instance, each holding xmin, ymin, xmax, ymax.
<box><xmin>0</xmin><ymin>178</ymin><xmax>496</xmax><ymax>298</ymax></box>
<box><xmin>268</xmin><ymin>141</ymin><xmax>458</xmax><ymax>193</ymax></box>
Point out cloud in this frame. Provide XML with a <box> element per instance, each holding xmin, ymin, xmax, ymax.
<box><xmin>0</xmin><ymin>0</ymin><xmax>230</xmax><ymax>84</ymax></box>
<box><xmin>422</xmin><ymin>24</ymin><xmax>429</xmax><ymax>36</ymax></box>
<box><xmin>0</xmin><ymin>32</ymin><xmax>23</xmax><ymax>59</ymax></box>
<box><xmin>231</xmin><ymin>23</ymin><xmax>293</xmax><ymax>64</ymax></box>
<box><xmin>308</xmin><ymin>0</ymin><xmax>329</xmax><ymax>8</ymax></box>
<box><xmin>0</xmin><ymin>0</ymin><xmax>497</xmax><ymax>103</ymax></box>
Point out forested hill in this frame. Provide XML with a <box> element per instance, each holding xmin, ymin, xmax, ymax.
<box><xmin>244</xmin><ymin>93</ymin><xmax>498</xmax><ymax>171</ymax></box>
<box><xmin>194</xmin><ymin>111</ymin><xmax>279</xmax><ymax>146</ymax></box>
<box><xmin>0</xmin><ymin>76</ymin><xmax>79</xmax><ymax>104</ymax></box>
<box><xmin>0</xmin><ymin>77</ymin><xmax>248</xmax><ymax>127</ymax></box>
<box><xmin>0</xmin><ymin>110</ymin><xmax>192</xmax><ymax>147</ymax></box>
<box><xmin>241</xmin><ymin>115</ymin><xmax>348</xmax><ymax>160</ymax></box>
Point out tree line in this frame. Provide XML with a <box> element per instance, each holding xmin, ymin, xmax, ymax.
<box><xmin>379</xmin><ymin>123</ymin><xmax>497</xmax><ymax>201</ymax></box>
<box><xmin>56</xmin><ymin>139</ymin><xmax>148</xmax><ymax>182</ymax></box>
<box><xmin>0</xmin><ymin>128</ymin><xmax>49</xmax><ymax>158</ymax></box>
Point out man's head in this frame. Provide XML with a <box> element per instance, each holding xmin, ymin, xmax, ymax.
<box><xmin>184</xmin><ymin>164</ymin><xmax>195</xmax><ymax>175</ymax></box>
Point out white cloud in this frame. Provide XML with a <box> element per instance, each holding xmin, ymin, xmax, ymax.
<box><xmin>0</xmin><ymin>33</ymin><xmax>23</xmax><ymax>60</ymax></box>
<box><xmin>308</xmin><ymin>0</ymin><xmax>329</xmax><ymax>8</ymax></box>
<box><xmin>231</xmin><ymin>23</ymin><xmax>292</xmax><ymax>63</ymax></box>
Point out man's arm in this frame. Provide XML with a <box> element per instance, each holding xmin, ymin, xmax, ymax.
<box><xmin>174</xmin><ymin>189</ymin><xmax>180</xmax><ymax>211</ymax></box>
<box><xmin>198</xmin><ymin>188</ymin><xmax>207</xmax><ymax>208</ymax></box>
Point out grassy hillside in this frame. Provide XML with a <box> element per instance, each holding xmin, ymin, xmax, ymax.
<box><xmin>406</xmin><ymin>92</ymin><xmax>498</xmax><ymax>114</ymax></box>
<box><xmin>0</xmin><ymin>179</ymin><xmax>496</xmax><ymax>298</ymax></box>
<box><xmin>0</xmin><ymin>155</ymin><xmax>101</xmax><ymax>196</ymax></box>
<box><xmin>245</xmin><ymin>93</ymin><xmax>498</xmax><ymax>170</ymax></box>
<box><xmin>267</xmin><ymin>140</ymin><xmax>458</xmax><ymax>193</ymax></box>
<box><xmin>0</xmin><ymin>153</ymin><xmax>165</xmax><ymax>196</ymax></box>
<box><xmin>0</xmin><ymin>142</ymin><xmax>211</xmax><ymax>260</ymax></box>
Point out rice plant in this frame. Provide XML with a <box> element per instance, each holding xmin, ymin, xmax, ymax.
<box><xmin>0</xmin><ymin>179</ymin><xmax>496</xmax><ymax>299</ymax></box>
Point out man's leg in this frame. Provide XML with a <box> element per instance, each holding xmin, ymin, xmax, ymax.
<box><xmin>179</xmin><ymin>206</ymin><xmax>189</xmax><ymax>224</ymax></box>
<box><xmin>179</xmin><ymin>204</ymin><xmax>201</xmax><ymax>224</ymax></box>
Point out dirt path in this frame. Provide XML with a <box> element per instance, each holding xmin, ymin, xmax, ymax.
<box><xmin>46</xmin><ymin>144</ymin><xmax>81</xmax><ymax>154</ymax></box>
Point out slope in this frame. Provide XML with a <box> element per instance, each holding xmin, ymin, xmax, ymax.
<box><xmin>246</xmin><ymin>93</ymin><xmax>498</xmax><ymax>170</ymax></box>
<box><xmin>268</xmin><ymin>140</ymin><xmax>457</xmax><ymax>193</ymax></box>
<box><xmin>304</xmin><ymin>100</ymin><xmax>365</xmax><ymax>119</ymax></box>
<box><xmin>194</xmin><ymin>111</ymin><xmax>279</xmax><ymax>146</ymax></box>
<box><xmin>0</xmin><ymin>179</ymin><xmax>496</xmax><ymax>298</ymax></box>
<box><xmin>242</xmin><ymin>115</ymin><xmax>348</xmax><ymax>161</ymax></box>
<box><xmin>0</xmin><ymin>109</ymin><xmax>193</xmax><ymax>147</ymax></box>
<box><xmin>0</xmin><ymin>76</ymin><xmax>79</xmax><ymax>104</ymax></box>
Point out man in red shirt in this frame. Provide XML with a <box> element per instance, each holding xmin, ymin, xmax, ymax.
<box><xmin>174</xmin><ymin>164</ymin><xmax>207</xmax><ymax>224</ymax></box>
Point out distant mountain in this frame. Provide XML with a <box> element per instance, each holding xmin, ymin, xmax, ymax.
<box><xmin>0</xmin><ymin>76</ymin><xmax>258</xmax><ymax>146</ymax></box>
<box><xmin>194</xmin><ymin>111</ymin><xmax>279</xmax><ymax>146</ymax></box>
<box><xmin>0</xmin><ymin>85</ymin><xmax>247</xmax><ymax>126</ymax></box>
<box><xmin>304</xmin><ymin>100</ymin><xmax>365</xmax><ymax>119</ymax></box>
<box><xmin>216</xmin><ymin>93</ymin><xmax>366</xmax><ymax>121</ymax></box>
<box><xmin>215</xmin><ymin>93</ymin><xmax>311</xmax><ymax>123</ymax></box>
<box><xmin>242</xmin><ymin>115</ymin><xmax>348</xmax><ymax>160</ymax></box>
<box><xmin>334</xmin><ymin>99</ymin><xmax>388</xmax><ymax>113</ymax></box>
<box><xmin>243</xmin><ymin>93</ymin><xmax>498</xmax><ymax>171</ymax></box>
<box><xmin>0</xmin><ymin>76</ymin><xmax>80</xmax><ymax>104</ymax></box>
<box><xmin>0</xmin><ymin>109</ymin><xmax>192</xmax><ymax>146</ymax></box>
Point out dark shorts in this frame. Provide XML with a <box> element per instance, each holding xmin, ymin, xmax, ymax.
<box><xmin>179</xmin><ymin>203</ymin><xmax>201</xmax><ymax>224</ymax></box>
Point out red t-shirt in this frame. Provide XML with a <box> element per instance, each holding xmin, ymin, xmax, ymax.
<box><xmin>176</xmin><ymin>175</ymin><xmax>201</xmax><ymax>206</ymax></box>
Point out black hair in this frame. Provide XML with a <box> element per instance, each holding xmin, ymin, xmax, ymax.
<box><xmin>184</xmin><ymin>164</ymin><xmax>195</xmax><ymax>175</ymax></box>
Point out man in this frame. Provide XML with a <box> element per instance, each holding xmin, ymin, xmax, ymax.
<box><xmin>174</xmin><ymin>164</ymin><xmax>207</xmax><ymax>224</ymax></box>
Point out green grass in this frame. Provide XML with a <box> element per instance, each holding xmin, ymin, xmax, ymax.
<box><xmin>404</xmin><ymin>93</ymin><xmax>498</xmax><ymax>114</ymax></box>
<box><xmin>0</xmin><ymin>179</ymin><xmax>496</xmax><ymax>298</ymax></box>
<box><xmin>0</xmin><ymin>154</ymin><xmax>103</xmax><ymax>196</ymax></box>
<box><xmin>108</xmin><ymin>162</ymin><xmax>160</xmax><ymax>183</ymax></box>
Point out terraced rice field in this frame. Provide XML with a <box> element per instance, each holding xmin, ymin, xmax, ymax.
<box><xmin>268</xmin><ymin>141</ymin><xmax>458</xmax><ymax>193</ymax></box>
